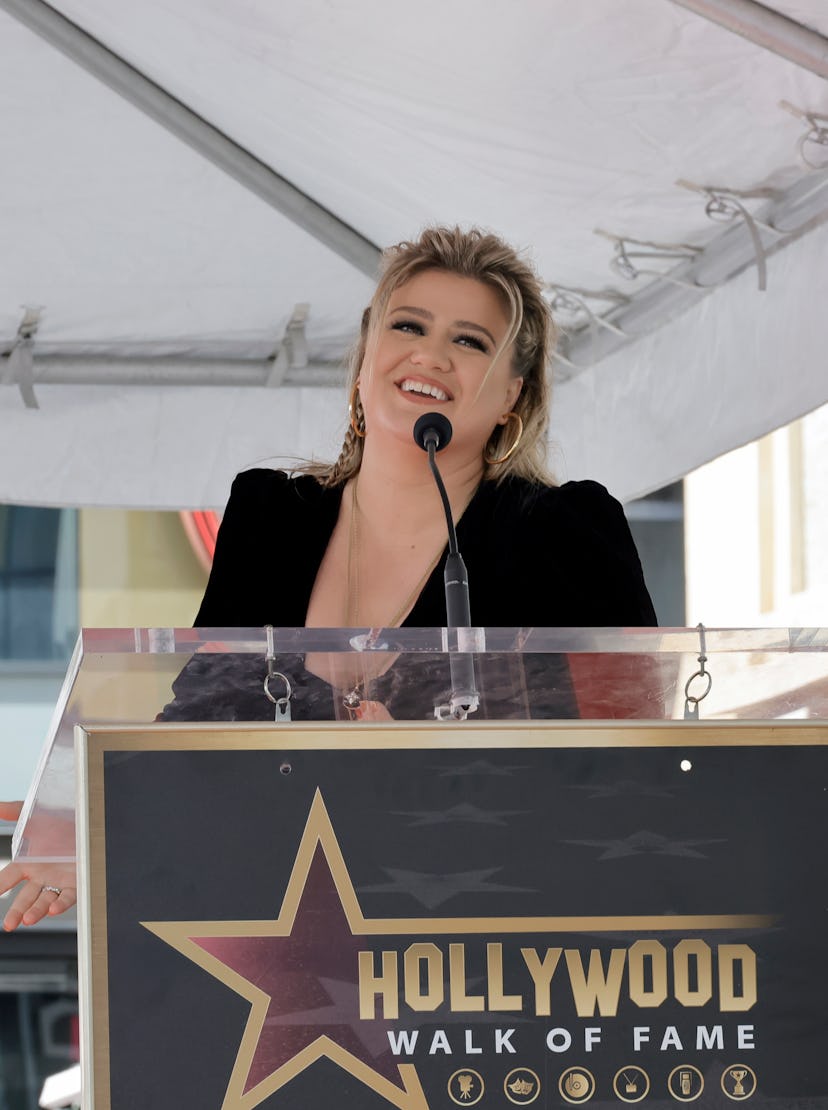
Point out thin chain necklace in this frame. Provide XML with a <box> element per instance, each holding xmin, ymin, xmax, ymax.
<box><xmin>346</xmin><ymin>477</ymin><xmax>444</xmax><ymax>628</ymax></box>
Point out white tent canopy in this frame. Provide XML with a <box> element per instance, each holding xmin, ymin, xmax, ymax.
<box><xmin>1</xmin><ymin>0</ymin><xmax>827</xmax><ymax>508</ymax></box>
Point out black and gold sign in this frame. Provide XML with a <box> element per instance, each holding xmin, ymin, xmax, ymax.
<box><xmin>79</xmin><ymin>722</ymin><xmax>828</xmax><ymax>1109</ymax></box>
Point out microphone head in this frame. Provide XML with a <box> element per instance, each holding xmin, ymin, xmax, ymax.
<box><xmin>413</xmin><ymin>412</ymin><xmax>453</xmax><ymax>452</ymax></box>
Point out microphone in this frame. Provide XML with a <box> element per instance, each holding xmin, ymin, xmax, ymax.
<box><xmin>412</xmin><ymin>413</ymin><xmax>479</xmax><ymax>720</ymax></box>
<box><xmin>413</xmin><ymin>411</ymin><xmax>452</xmax><ymax>453</ymax></box>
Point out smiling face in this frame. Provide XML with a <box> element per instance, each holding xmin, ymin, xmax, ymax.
<box><xmin>358</xmin><ymin>269</ymin><xmax>523</xmax><ymax>466</ymax></box>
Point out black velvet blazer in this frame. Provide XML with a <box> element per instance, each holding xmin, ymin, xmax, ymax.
<box><xmin>194</xmin><ymin>469</ymin><xmax>657</xmax><ymax>628</ymax></box>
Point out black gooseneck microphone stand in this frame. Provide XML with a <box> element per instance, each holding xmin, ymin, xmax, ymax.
<box><xmin>413</xmin><ymin>413</ymin><xmax>480</xmax><ymax>720</ymax></box>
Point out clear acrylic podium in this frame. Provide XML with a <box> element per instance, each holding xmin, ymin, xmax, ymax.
<box><xmin>14</xmin><ymin>625</ymin><xmax>828</xmax><ymax>862</ymax></box>
<box><xmin>12</xmin><ymin>627</ymin><xmax>828</xmax><ymax>1110</ymax></box>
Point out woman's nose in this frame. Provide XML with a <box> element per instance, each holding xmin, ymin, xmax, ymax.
<box><xmin>409</xmin><ymin>335</ymin><xmax>451</xmax><ymax>372</ymax></box>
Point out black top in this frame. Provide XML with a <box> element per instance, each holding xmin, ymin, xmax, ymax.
<box><xmin>195</xmin><ymin>469</ymin><xmax>656</xmax><ymax>628</ymax></box>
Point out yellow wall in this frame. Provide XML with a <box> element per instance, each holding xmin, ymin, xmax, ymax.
<box><xmin>79</xmin><ymin>510</ymin><xmax>207</xmax><ymax>627</ymax></box>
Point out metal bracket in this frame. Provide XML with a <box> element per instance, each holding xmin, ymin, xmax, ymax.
<box><xmin>1</xmin><ymin>307</ymin><xmax>42</xmax><ymax>409</ymax></box>
<box><xmin>263</xmin><ymin>624</ymin><xmax>292</xmax><ymax>722</ymax></box>
<box><xmin>434</xmin><ymin>693</ymin><xmax>480</xmax><ymax>722</ymax></box>
<box><xmin>683</xmin><ymin>623</ymin><xmax>712</xmax><ymax>721</ymax></box>
<box><xmin>780</xmin><ymin>100</ymin><xmax>828</xmax><ymax>171</ymax></box>
<box><xmin>594</xmin><ymin>229</ymin><xmax>704</xmax><ymax>288</ymax></box>
<box><xmin>546</xmin><ymin>284</ymin><xmax>631</xmax><ymax>376</ymax></box>
<box><xmin>265</xmin><ymin>303</ymin><xmax>310</xmax><ymax>387</ymax></box>
<box><xmin>676</xmin><ymin>180</ymin><xmax>785</xmax><ymax>291</ymax></box>
<box><xmin>545</xmin><ymin>284</ymin><xmax>630</xmax><ymax>335</ymax></box>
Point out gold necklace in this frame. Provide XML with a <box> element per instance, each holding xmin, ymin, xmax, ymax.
<box><xmin>346</xmin><ymin>478</ymin><xmax>444</xmax><ymax>628</ymax></box>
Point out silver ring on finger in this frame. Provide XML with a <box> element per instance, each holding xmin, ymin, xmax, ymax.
<box><xmin>40</xmin><ymin>885</ymin><xmax>62</xmax><ymax>895</ymax></box>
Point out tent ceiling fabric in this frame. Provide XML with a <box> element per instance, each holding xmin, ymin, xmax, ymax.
<box><xmin>1</xmin><ymin>0</ymin><xmax>827</xmax><ymax>508</ymax></box>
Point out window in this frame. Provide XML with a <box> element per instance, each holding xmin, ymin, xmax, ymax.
<box><xmin>625</xmin><ymin>482</ymin><xmax>685</xmax><ymax>627</ymax></box>
<box><xmin>0</xmin><ymin>508</ymin><xmax>78</xmax><ymax>661</ymax></box>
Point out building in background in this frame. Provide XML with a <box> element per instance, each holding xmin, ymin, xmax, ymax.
<box><xmin>686</xmin><ymin>402</ymin><xmax>828</xmax><ymax>627</ymax></box>
<box><xmin>626</xmin><ymin>482</ymin><xmax>685</xmax><ymax>628</ymax></box>
<box><xmin>0</xmin><ymin>505</ymin><xmax>81</xmax><ymax>1107</ymax></box>
<box><xmin>684</xmin><ymin>400</ymin><xmax>828</xmax><ymax>718</ymax></box>
<box><xmin>0</xmin><ymin>507</ymin><xmax>205</xmax><ymax>1108</ymax></box>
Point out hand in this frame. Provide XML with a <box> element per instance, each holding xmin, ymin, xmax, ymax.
<box><xmin>352</xmin><ymin>700</ymin><xmax>394</xmax><ymax>722</ymax></box>
<box><xmin>0</xmin><ymin>801</ymin><xmax>23</xmax><ymax>822</ymax></box>
<box><xmin>1</xmin><ymin>862</ymin><xmax>78</xmax><ymax>931</ymax></box>
<box><xmin>0</xmin><ymin>802</ymin><xmax>77</xmax><ymax>930</ymax></box>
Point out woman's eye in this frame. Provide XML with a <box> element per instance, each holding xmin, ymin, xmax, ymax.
<box><xmin>455</xmin><ymin>333</ymin><xmax>488</xmax><ymax>353</ymax></box>
<box><xmin>390</xmin><ymin>319</ymin><xmax>424</xmax><ymax>335</ymax></box>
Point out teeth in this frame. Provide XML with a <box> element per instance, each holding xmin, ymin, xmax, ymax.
<box><xmin>400</xmin><ymin>380</ymin><xmax>449</xmax><ymax>401</ymax></box>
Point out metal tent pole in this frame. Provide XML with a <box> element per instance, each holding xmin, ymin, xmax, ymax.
<box><xmin>0</xmin><ymin>0</ymin><xmax>382</xmax><ymax>277</ymax></box>
<box><xmin>670</xmin><ymin>0</ymin><xmax>828</xmax><ymax>78</ymax></box>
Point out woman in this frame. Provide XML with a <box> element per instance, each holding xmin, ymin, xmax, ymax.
<box><xmin>196</xmin><ymin>226</ymin><xmax>655</xmax><ymax>632</ymax></box>
<box><xmin>1</xmin><ymin>226</ymin><xmax>655</xmax><ymax>930</ymax></box>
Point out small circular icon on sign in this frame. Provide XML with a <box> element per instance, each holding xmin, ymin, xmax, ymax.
<box><xmin>504</xmin><ymin>1067</ymin><xmax>541</xmax><ymax>1105</ymax></box>
<box><xmin>667</xmin><ymin>1064</ymin><xmax>704</xmax><ymax>1102</ymax></box>
<box><xmin>448</xmin><ymin>1068</ymin><xmax>484</xmax><ymax>1106</ymax></box>
<box><xmin>559</xmin><ymin>1066</ymin><xmax>596</xmax><ymax>1104</ymax></box>
<box><xmin>613</xmin><ymin>1065</ymin><xmax>650</xmax><ymax>1103</ymax></box>
<box><xmin>721</xmin><ymin>1064</ymin><xmax>757</xmax><ymax>1101</ymax></box>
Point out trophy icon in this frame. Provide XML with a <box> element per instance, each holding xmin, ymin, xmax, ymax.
<box><xmin>721</xmin><ymin>1064</ymin><xmax>756</xmax><ymax>1100</ymax></box>
<box><xmin>729</xmin><ymin>1070</ymin><xmax>748</xmax><ymax>1097</ymax></box>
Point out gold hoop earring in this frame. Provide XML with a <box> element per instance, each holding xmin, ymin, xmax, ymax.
<box><xmin>484</xmin><ymin>411</ymin><xmax>523</xmax><ymax>465</ymax></box>
<box><xmin>348</xmin><ymin>380</ymin><xmax>366</xmax><ymax>439</ymax></box>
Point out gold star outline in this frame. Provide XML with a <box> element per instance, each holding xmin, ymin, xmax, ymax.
<box><xmin>143</xmin><ymin>789</ymin><xmax>775</xmax><ymax>1110</ymax></box>
<box><xmin>143</xmin><ymin>789</ymin><xmax>428</xmax><ymax>1110</ymax></box>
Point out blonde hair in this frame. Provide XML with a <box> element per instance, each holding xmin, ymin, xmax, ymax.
<box><xmin>312</xmin><ymin>225</ymin><xmax>557</xmax><ymax>487</ymax></box>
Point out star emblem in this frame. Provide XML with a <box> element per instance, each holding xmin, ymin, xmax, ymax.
<box><xmin>145</xmin><ymin>793</ymin><xmax>769</xmax><ymax>1110</ymax></box>
<box><xmin>565</xmin><ymin>830</ymin><xmax>727</xmax><ymax>860</ymax></box>
<box><xmin>357</xmin><ymin>866</ymin><xmax>535</xmax><ymax>909</ymax></box>
<box><xmin>566</xmin><ymin>780</ymin><xmax>675</xmax><ymax>800</ymax></box>
<box><xmin>392</xmin><ymin>802</ymin><xmax>528</xmax><ymax>827</ymax></box>
<box><xmin>432</xmin><ymin>759</ymin><xmax>530</xmax><ymax>777</ymax></box>
<box><xmin>144</xmin><ymin>795</ymin><xmax>427</xmax><ymax>1110</ymax></box>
